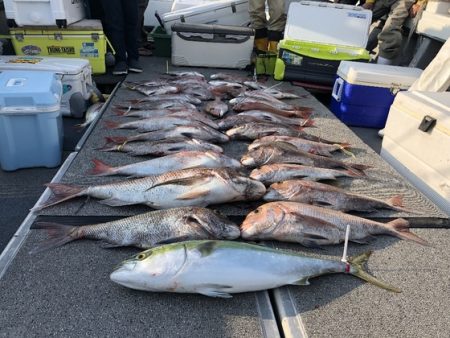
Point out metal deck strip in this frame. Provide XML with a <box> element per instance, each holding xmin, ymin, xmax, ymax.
<box><xmin>272</xmin><ymin>288</ymin><xmax>307</xmax><ymax>338</ymax></box>
<box><xmin>255</xmin><ymin>291</ymin><xmax>282</xmax><ymax>338</ymax></box>
<box><xmin>0</xmin><ymin>152</ymin><xmax>78</xmax><ymax>279</ymax></box>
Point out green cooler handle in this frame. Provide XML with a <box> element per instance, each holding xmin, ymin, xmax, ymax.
<box><xmin>332</xmin><ymin>77</ymin><xmax>344</xmax><ymax>102</ymax></box>
<box><xmin>105</xmin><ymin>35</ymin><xmax>115</xmax><ymax>55</ymax></box>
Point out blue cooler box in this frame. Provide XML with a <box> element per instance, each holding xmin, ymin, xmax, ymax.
<box><xmin>330</xmin><ymin>61</ymin><xmax>422</xmax><ymax>128</ymax></box>
<box><xmin>0</xmin><ymin>71</ymin><xmax>63</xmax><ymax>171</ymax></box>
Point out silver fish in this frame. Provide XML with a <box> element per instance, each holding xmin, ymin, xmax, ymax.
<box><xmin>243</xmin><ymin>81</ymin><xmax>268</xmax><ymax>90</ymax></box>
<box><xmin>226</xmin><ymin>122</ymin><xmax>306</xmax><ymax>140</ymax></box>
<box><xmin>30</xmin><ymin>207</ymin><xmax>240</xmax><ymax>253</ymax></box>
<box><xmin>35</xmin><ymin>168</ymin><xmax>266</xmax><ymax>210</ymax></box>
<box><xmin>239</xmin><ymin>111</ymin><xmax>314</xmax><ymax>128</ymax></box>
<box><xmin>110</xmin><ymin>240</ymin><xmax>401</xmax><ymax>296</ymax></box>
<box><xmin>115</xmin><ymin>108</ymin><xmax>198</xmax><ymax>119</ymax></box>
<box><xmin>250</xmin><ymin>163</ymin><xmax>364</xmax><ymax>184</ymax></box>
<box><xmin>264</xmin><ymin>180</ymin><xmax>411</xmax><ymax>213</ymax></box>
<box><xmin>123</xmin><ymin>83</ymin><xmax>180</xmax><ymax>96</ymax></box>
<box><xmin>230</xmin><ymin>94</ymin><xmax>296</xmax><ymax>111</ymax></box>
<box><xmin>241</xmin><ymin>201</ymin><xmax>428</xmax><ymax>246</ymax></box>
<box><xmin>99</xmin><ymin>138</ymin><xmax>223</xmax><ymax>156</ymax></box>
<box><xmin>114</xmin><ymin>100</ymin><xmax>197</xmax><ymax>111</ymax></box>
<box><xmin>232</xmin><ymin>100</ymin><xmax>312</xmax><ymax>119</ymax></box>
<box><xmin>205</xmin><ymin>97</ymin><xmax>229</xmax><ymax>117</ymax></box>
<box><xmin>75</xmin><ymin>102</ymin><xmax>104</xmax><ymax>129</ymax></box>
<box><xmin>210</xmin><ymin>73</ymin><xmax>249</xmax><ymax>82</ymax></box>
<box><xmin>88</xmin><ymin>151</ymin><xmax>241</xmax><ymax>177</ymax></box>
<box><xmin>166</xmin><ymin>71</ymin><xmax>205</xmax><ymax>79</ymax></box>
<box><xmin>126</xmin><ymin>94</ymin><xmax>202</xmax><ymax>105</ymax></box>
<box><xmin>248</xmin><ymin>136</ymin><xmax>350</xmax><ymax>157</ymax></box>
<box><xmin>241</xmin><ymin>142</ymin><xmax>370</xmax><ymax>172</ymax></box>
<box><xmin>111</xmin><ymin>124</ymin><xmax>230</xmax><ymax>144</ymax></box>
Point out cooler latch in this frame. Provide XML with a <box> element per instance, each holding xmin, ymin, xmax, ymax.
<box><xmin>91</xmin><ymin>33</ymin><xmax>99</xmax><ymax>42</ymax></box>
<box><xmin>54</xmin><ymin>33</ymin><xmax>63</xmax><ymax>41</ymax></box>
<box><xmin>15</xmin><ymin>33</ymin><xmax>24</xmax><ymax>41</ymax></box>
<box><xmin>180</xmin><ymin>15</ymin><xmax>185</xmax><ymax>23</ymax></box>
<box><xmin>231</xmin><ymin>3</ymin><xmax>237</xmax><ymax>13</ymax></box>
<box><xmin>418</xmin><ymin>115</ymin><xmax>436</xmax><ymax>132</ymax></box>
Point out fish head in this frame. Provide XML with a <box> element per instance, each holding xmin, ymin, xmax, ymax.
<box><xmin>263</xmin><ymin>184</ymin><xmax>285</xmax><ymax>201</ymax></box>
<box><xmin>226</xmin><ymin>125</ymin><xmax>247</xmax><ymax>139</ymax></box>
<box><xmin>205</xmin><ymin>152</ymin><xmax>241</xmax><ymax>168</ymax></box>
<box><xmin>110</xmin><ymin>245</ymin><xmax>188</xmax><ymax>292</ymax></box>
<box><xmin>241</xmin><ymin>147</ymin><xmax>270</xmax><ymax>167</ymax></box>
<box><xmin>188</xmin><ymin>208</ymin><xmax>240</xmax><ymax>240</ymax></box>
<box><xmin>240</xmin><ymin>203</ymin><xmax>285</xmax><ymax>239</ymax></box>
<box><xmin>229</xmin><ymin>176</ymin><xmax>266</xmax><ymax>200</ymax></box>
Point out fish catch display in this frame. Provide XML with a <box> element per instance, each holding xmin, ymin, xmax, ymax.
<box><xmin>241</xmin><ymin>202</ymin><xmax>428</xmax><ymax>246</ymax></box>
<box><xmin>110</xmin><ymin>240</ymin><xmax>401</xmax><ymax>296</ymax></box>
<box><xmin>30</xmin><ymin>208</ymin><xmax>240</xmax><ymax>253</ymax></box>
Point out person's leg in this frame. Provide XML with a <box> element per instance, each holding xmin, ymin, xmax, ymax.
<box><xmin>267</xmin><ymin>0</ymin><xmax>286</xmax><ymax>53</ymax></box>
<box><xmin>138</xmin><ymin>0</ymin><xmax>150</xmax><ymax>44</ymax></box>
<box><xmin>121</xmin><ymin>0</ymin><xmax>141</xmax><ymax>72</ymax></box>
<box><xmin>249</xmin><ymin>0</ymin><xmax>268</xmax><ymax>51</ymax></box>
<box><xmin>377</xmin><ymin>0</ymin><xmax>415</xmax><ymax>62</ymax></box>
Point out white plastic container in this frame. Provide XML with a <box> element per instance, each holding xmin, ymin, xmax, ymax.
<box><xmin>171</xmin><ymin>23</ymin><xmax>254</xmax><ymax>68</ymax></box>
<box><xmin>171</xmin><ymin>0</ymin><xmax>224</xmax><ymax>11</ymax></box>
<box><xmin>0</xmin><ymin>71</ymin><xmax>63</xmax><ymax>171</ymax></box>
<box><xmin>0</xmin><ymin>56</ymin><xmax>93</xmax><ymax>117</ymax></box>
<box><xmin>381</xmin><ymin>91</ymin><xmax>450</xmax><ymax>215</ymax></box>
<box><xmin>416</xmin><ymin>11</ymin><xmax>450</xmax><ymax>41</ymax></box>
<box><xmin>424</xmin><ymin>0</ymin><xmax>450</xmax><ymax>15</ymax></box>
<box><xmin>144</xmin><ymin>0</ymin><xmax>175</xmax><ymax>27</ymax></box>
<box><xmin>4</xmin><ymin>0</ymin><xmax>85</xmax><ymax>28</ymax></box>
<box><xmin>284</xmin><ymin>1</ymin><xmax>372</xmax><ymax>47</ymax></box>
<box><xmin>330</xmin><ymin>61</ymin><xmax>422</xmax><ymax>127</ymax></box>
<box><xmin>161</xmin><ymin>0</ymin><xmax>250</xmax><ymax>34</ymax></box>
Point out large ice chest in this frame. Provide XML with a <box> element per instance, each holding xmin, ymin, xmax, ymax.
<box><xmin>161</xmin><ymin>0</ymin><xmax>250</xmax><ymax>34</ymax></box>
<box><xmin>10</xmin><ymin>20</ymin><xmax>108</xmax><ymax>74</ymax></box>
<box><xmin>274</xmin><ymin>1</ymin><xmax>372</xmax><ymax>85</ymax></box>
<box><xmin>0</xmin><ymin>71</ymin><xmax>63</xmax><ymax>171</ymax></box>
<box><xmin>0</xmin><ymin>56</ymin><xmax>93</xmax><ymax>117</ymax></box>
<box><xmin>330</xmin><ymin>61</ymin><xmax>422</xmax><ymax>128</ymax></box>
<box><xmin>4</xmin><ymin>0</ymin><xmax>85</xmax><ymax>28</ymax></box>
<box><xmin>171</xmin><ymin>23</ymin><xmax>254</xmax><ymax>68</ymax></box>
<box><xmin>381</xmin><ymin>91</ymin><xmax>450</xmax><ymax>215</ymax></box>
<box><xmin>416</xmin><ymin>11</ymin><xmax>450</xmax><ymax>41</ymax></box>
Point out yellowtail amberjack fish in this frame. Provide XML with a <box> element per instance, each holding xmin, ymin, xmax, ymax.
<box><xmin>110</xmin><ymin>240</ymin><xmax>401</xmax><ymax>297</ymax></box>
<box><xmin>30</xmin><ymin>208</ymin><xmax>240</xmax><ymax>254</ymax></box>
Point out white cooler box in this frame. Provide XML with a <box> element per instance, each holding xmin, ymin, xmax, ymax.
<box><xmin>0</xmin><ymin>56</ymin><xmax>93</xmax><ymax>117</ymax></box>
<box><xmin>417</xmin><ymin>11</ymin><xmax>450</xmax><ymax>41</ymax></box>
<box><xmin>381</xmin><ymin>91</ymin><xmax>450</xmax><ymax>215</ymax></box>
<box><xmin>171</xmin><ymin>23</ymin><xmax>254</xmax><ymax>68</ymax></box>
<box><xmin>4</xmin><ymin>0</ymin><xmax>85</xmax><ymax>28</ymax></box>
<box><xmin>161</xmin><ymin>0</ymin><xmax>250</xmax><ymax>34</ymax></box>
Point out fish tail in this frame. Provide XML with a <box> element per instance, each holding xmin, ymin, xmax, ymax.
<box><xmin>32</xmin><ymin>183</ymin><xmax>86</xmax><ymax>211</ymax></box>
<box><xmin>88</xmin><ymin>159</ymin><xmax>115</xmax><ymax>176</ymax></box>
<box><xmin>301</xmin><ymin>119</ymin><xmax>315</xmax><ymax>128</ymax></box>
<box><xmin>386</xmin><ymin>218</ymin><xmax>430</xmax><ymax>246</ymax></box>
<box><xmin>388</xmin><ymin>195</ymin><xmax>403</xmax><ymax>208</ymax></box>
<box><xmin>295</xmin><ymin>109</ymin><xmax>313</xmax><ymax>119</ymax></box>
<box><xmin>104</xmin><ymin>120</ymin><xmax>121</xmax><ymax>129</ymax></box>
<box><xmin>29</xmin><ymin>222</ymin><xmax>81</xmax><ymax>254</ymax></box>
<box><xmin>345</xmin><ymin>168</ymin><xmax>366</xmax><ymax>178</ymax></box>
<box><xmin>348</xmin><ymin>251</ymin><xmax>401</xmax><ymax>293</ymax></box>
<box><xmin>346</xmin><ymin>163</ymin><xmax>371</xmax><ymax>172</ymax></box>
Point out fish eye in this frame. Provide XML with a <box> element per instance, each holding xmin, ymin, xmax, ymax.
<box><xmin>136</xmin><ymin>251</ymin><xmax>151</xmax><ymax>260</ymax></box>
<box><xmin>137</xmin><ymin>253</ymin><xmax>146</xmax><ymax>260</ymax></box>
<box><xmin>254</xmin><ymin>209</ymin><xmax>260</xmax><ymax>214</ymax></box>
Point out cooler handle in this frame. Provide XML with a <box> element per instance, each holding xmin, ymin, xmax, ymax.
<box><xmin>332</xmin><ymin>78</ymin><xmax>344</xmax><ymax>102</ymax></box>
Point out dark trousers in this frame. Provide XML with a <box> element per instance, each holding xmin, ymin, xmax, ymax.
<box><xmin>138</xmin><ymin>0</ymin><xmax>150</xmax><ymax>43</ymax></box>
<box><xmin>100</xmin><ymin>0</ymin><xmax>139</xmax><ymax>63</ymax></box>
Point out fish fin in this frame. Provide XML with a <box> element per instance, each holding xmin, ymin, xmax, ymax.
<box><xmin>98</xmin><ymin>198</ymin><xmax>137</xmax><ymax>207</ymax></box>
<box><xmin>308</xmin><ymin>148</ymin><xmax>332</xmax><ymax>157</ymax></box>
<box><xmin>100</xmin><ymin>241</ymin><xmax>123</xmax><ymax>249</ymax></box>
<box><xmin>104</xmin><ymin>120</ymin><xmax>121</xmax><ymax>129</ymax></box>
<box><xmin>87</xmin><ymin>159</ymin><xmax>115</xmax><ymax>176</ymax></box>
<box><xmin>148</xmin><ymin>175</ymin><xmax>212</xmax><ymax>191</ymax></box>
<box><xmin>386</xmin><ymin>218</ymin><xmax>430</xmax><ymax>246</ymax></box>
<box><xmin>349</xmin><ymin>251</ymin><xmax>401</xmax><ymax>293</ymax></box>
<box><xmin>29</xmin><ymin>222</ymin><xmax>79</xmax><ymax>254</ymax></box>
<box><xmin>388</xmin><ymin>195</ymin><xmax>404</xmax><ymax>208</ymax></box>
<box><xmin>346</xmin><ymin>163</ymin><xmax>372</xmax><ymax>172</ymax></box>
<box><xmin>32</xmin><ymin>184</ymin><xmax>85</xmax><ymax>211</ymax></box>
<box><xmin>155</xmin><ymin>236</ymin><xmax>192</xmax><ymax>245</ymax></box>
<box><xmin>301</xmin><ymin>118</ymin><xmax>315</xmax><ymax>128</ymax></box>
<box><xmin>345</xmin><ymin>168</ymin><xmax>366</xmax><ymax>178</ymax></box>
<box><xmin>350</xmin><ymin>235</ymin><xmax>376</xmax><ymax>244</ymax></box>
<box><xmin>196</xmin><ymin>241</ymin><xmax>219</xmax><ymax>257</ymax></box>
<box><xmin>290</xmin><ymin>278</ymin><xmax>310</xmax><ymax>286</ymax></box>
<box><xmin>176</xmin><ymin>188</ymin><xmax>210</xmax><ymax>200</ymax></box>
<box><xmin>196</xmin><ymin>284</ymin><xmax>233</xmax><ymax>298</ymax></box>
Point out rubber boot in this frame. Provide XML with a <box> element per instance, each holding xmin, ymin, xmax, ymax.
<box><xmin>267</xmin><ymin>41</ymin><xmax>279</xmax><ymax>53</ymax></box>
<box><xmin>254</xmin><ymin>37</ymin><xmax>268</xmax><ymax>52</ymax></box>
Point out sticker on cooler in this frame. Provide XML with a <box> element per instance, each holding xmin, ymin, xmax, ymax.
<box><xmin>22</xmin><ymin>45</ymin><xmax>41</xmax><ymax>55</ymax></box>
<box><xmin>6</xmin><ymin>57</ymin><xmax>43</xmax><ymax>64</ymax></box>
<box><xmin>47</xmin><ymin>46</ymin><xmax>76</xmax><ymax>55</ymax></box>
<box><xmin>281</xmin><ymin>50</ymin><xmax>303</xmax><ymax>66</ymax></box>
<box><xmin>80</xmin><ymin>42</ymin><xmax>99</xmax><ymax>58</ymax></box>
<box><xmin>6</xmin><ymin>78</ymin><xmax>26</xmax><ymax>87</ymax></box>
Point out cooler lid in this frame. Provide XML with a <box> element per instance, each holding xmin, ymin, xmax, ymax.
<box><xmin>0</xmin><ymin>56</ymin><xmax>90</xmax><ymax>76</ymax></box>
<box><xmin>337</xmin><ymin>61</ymin><xmax>423</xmax><ymax>89</ymax></box>
<box><xmin>0</xmin><ymin>71</ymin><xmax>62</xmax><ymax>114</ymax></box>
<box><xmin>285</xmin><ymin>1</ymin><xmax>372</xmax><ymax>48</ymax></box>
<box><xmin>393</xmin><ymin>91</ymin><xmax>450</xmax><ymax>131</ymax></box>
<box><xmin>171</xmin><ymin>23</ymin><xmax>254</xmax><ymax>35</ymax></box>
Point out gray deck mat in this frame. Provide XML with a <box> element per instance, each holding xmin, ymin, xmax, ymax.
<box><xmin>37</xmin><ymin>60</ymin><xmax>447</xmax><ymax>224</ymax></box>
<box><xmin>271</xmin><ymin>229</ymin><xmax>450</xmax><ymax>338</ymax></box>
<box><xmin>0</xmin><ymin>231</ymin><xmax>270</xmax><ymax>338</ymax></box>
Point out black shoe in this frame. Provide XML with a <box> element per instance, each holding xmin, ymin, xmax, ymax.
<box><xmin>112</xmin><ymin>61</ymin><xmax>128</xmax><ymax>75</ymax></box>
<box><xmin>128</xmin><ymin>59</ymin><xmax>143</xmax><ymax>73</ymax></box>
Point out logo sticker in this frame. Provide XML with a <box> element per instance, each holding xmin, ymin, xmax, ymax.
<box><xmin>7</xmin><ymin>56</ymin><xmax>43</xmax><ymax>64</ymax></box>
<box><xmin>47</xmin><ymin>46</ymin><xmax>76</xmax><ymax>55</ymax></box>
<box><xmin>21</xmin><ymin>45</ymin><xmax>41</xmax><ymax>55</ymax></box>
<box><xmin>80</xmin><ymin>42</ymin><xmax>99</xmax><ymax>58</ymax></box>
<box><xmin>348</xmin><ymin>12</ymin><xmax>367</xmax><ymax>19</ymax></box>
